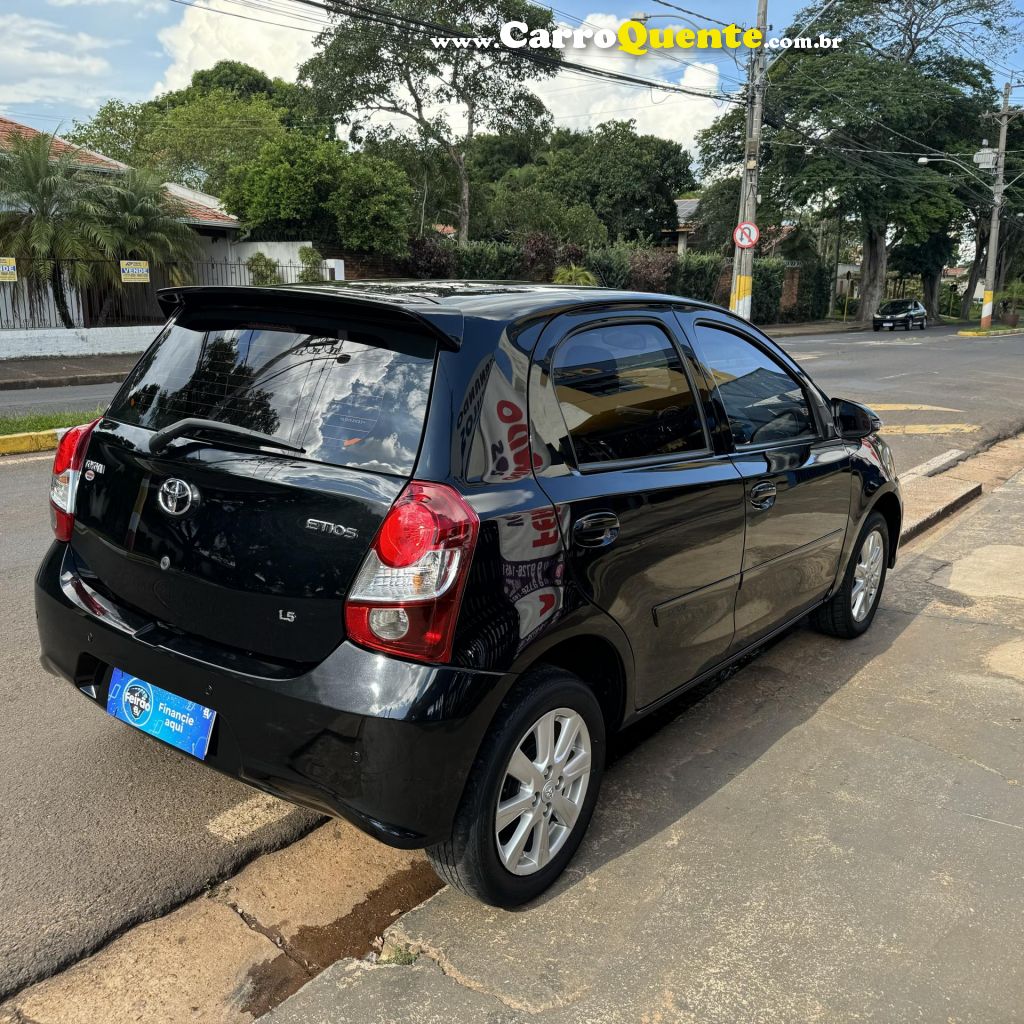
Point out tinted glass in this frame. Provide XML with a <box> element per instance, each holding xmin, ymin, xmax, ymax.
<box><xmin>109</xmin><ymin>311</ymin><xmax>435</xmax><ymax>475</ymax></box>
<box><xmin>552</xmin><ymin>323</ymin><xmax>705</xmax><ymax>464</ymax></box>
<box><xmin>879</xmin><ymin>301</ymin><xmax>912</xmax><ymax>313</ymax></box>
<box><xmin>692</xmin><ymin>324</ymin><xmax>816</xmax><ymax>445</ymax></box>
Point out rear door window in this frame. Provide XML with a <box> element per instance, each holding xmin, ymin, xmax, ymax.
<box><xmin>108</xmin><ymin>311</ymin><xmax>435</xmax><ymax>476</ymax></box>
<box><xmin>551</xmin><ymin>322</ymin><xmax>707</xmax><ymax>464</ymax></box>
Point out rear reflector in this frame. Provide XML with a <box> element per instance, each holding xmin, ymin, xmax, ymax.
<box><xmin>50</xmin><ymin>419</ymin><xmax>101</xmax><ymax>542</ymax></box>
<box><xmin>345</xmin><ymin>481</ymin><xmax>479</xmax><ymax>663</ymax></box>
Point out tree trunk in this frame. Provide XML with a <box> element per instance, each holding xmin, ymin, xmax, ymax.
<box><xmin>961</xmin><ymin>214</ymin><xmax>987</xmax><ymax>320</ymax></box>
<box><xmin>922</xmin><ymin>269</ymin><xmax>940</xmax><ymax>319</ymax></box>
<box><xmin>857</xmin><ymin>222</ymin><xmax>888</xmax><ymax>322</ymax></box>
<box><xmin>50</xmin><ymin>263</ymin><xmax>75</xmax><ymax>329</ymax></box>
<box><xmin>456</xmin><ymin>152</ymin><xmax>470</xmax><ymax>244</ymax></box>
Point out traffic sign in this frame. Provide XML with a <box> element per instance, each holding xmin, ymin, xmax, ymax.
<box><xmin>733</xmin><ymin>222</ymin><xmax>759</xmax><ymax>249</ymax></box>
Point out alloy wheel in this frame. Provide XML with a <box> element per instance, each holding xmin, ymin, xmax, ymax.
<box><xmin>851</xmin><ymin>528</ymin><xmax>885</xmax><ymax>621</ymax></box>
<box><xmin>494</xmin><ymin>707</ymin><xmax>592</xmax><ymax>876</ymax></box>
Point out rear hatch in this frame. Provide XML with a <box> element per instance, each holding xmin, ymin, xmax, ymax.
<box><xmin>72</xmin><ymin>297</ymin><xmax>438</xmax><ymax>664</ymax></box>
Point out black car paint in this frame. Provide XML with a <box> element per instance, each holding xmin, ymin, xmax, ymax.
<box><xmin>35</xmin><ymin>282</ymin><xmax>901</xmax><ymax>849</ymax></box>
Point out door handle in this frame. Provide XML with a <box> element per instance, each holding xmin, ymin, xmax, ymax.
<box><xmin>749</xmin><ymin>480</ymin><xmax>777</xmax><ymax>511</ymax></box>
<box><xmin>572</xmin><ymin>511</ymin><xmax>620</xmax><ymax>548</ymax></box>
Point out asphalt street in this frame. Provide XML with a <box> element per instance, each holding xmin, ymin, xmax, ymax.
<box><xmin>0</xmin><ymin>319</ymin><xmax>1022</xmax><ymax>1000</ymax></box>
<box><xmin>0</xmin><ymin>382</ymin><xmax>119</xmax><ymax>415</ymax></box>
<box><xmin>0</xmin><ymin>453</ymin><xmax>319</xmax><ymax>999</ymax></box>
<box><xmin>780</xmin><ymin>323</ymin><xmax>1024</xmax><ymax>472</ymax></box>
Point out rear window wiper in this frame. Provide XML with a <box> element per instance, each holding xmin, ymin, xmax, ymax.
<box><xmin>149</xmin><ymin>418</ymin><xmax>306</xmax><ymax>456</ymax></box>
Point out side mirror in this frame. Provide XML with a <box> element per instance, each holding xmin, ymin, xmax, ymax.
<box><xmin>832</xmin><ymin>398</ymin><xmax>882</xmax><ymax>441</ymax></box>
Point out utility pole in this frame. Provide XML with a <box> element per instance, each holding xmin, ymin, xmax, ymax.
<box><xmin>729</xmin><ymin>0</ymin><xmax>769</xmax><ymax>319</ymax></box>
<box><xmin>981</xmin><ymin>82</ymin><xmax>1011</xmax><ymax>330</ymax></box>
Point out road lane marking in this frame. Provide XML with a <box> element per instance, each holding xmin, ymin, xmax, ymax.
<box><xmin>902</xmin><ymin>449</ymin><xmax>966</xmax><ymax>479</ymax></box>
<box><xmin>207</xmin><ymin>793</ymin><xmax>294</xmax><ymax>842</ymax></box>
<box><xmin>0</xmin><ymin>453</ymin><xmax>53</xmax><ymax>466</ymax></box>
<box><xmin>871</xmin><ymin>403</ymin><xmax>961</xmax><ymax>413</ymax></box>
<box><xmin>880</xmin><ymin>423</ymin><xmax>979</xmax><ymax>436</ymax></box>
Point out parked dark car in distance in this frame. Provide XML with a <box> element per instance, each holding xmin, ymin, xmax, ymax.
<box><xmin>36</xmin><ymin>281</ymin><xmax>902</xmax><ymax>906</ymax></box>
<box><xmin>873</xmin><ymin>298</ymin><xmax>928</xmax><ymax>331</ymax></box>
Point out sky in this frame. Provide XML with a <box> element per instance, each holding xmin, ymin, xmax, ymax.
<box><xmin>3</xmin><ymin>0</ymin><xmax>1023</xmax><ymax>159</ymax></box>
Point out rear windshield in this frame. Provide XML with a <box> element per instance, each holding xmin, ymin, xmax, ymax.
<box><xmin>108</xmin><ymin>310</ymin><xmax>435</xmax><ymax>476</ymax></box>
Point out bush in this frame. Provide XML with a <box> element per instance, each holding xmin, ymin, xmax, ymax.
<box><xmin>836</xmin><ymin>294</ymin><xmax>858</xmax><ymax>317</ymax></box>
<box><xmin>673</xmin><ymin>252</ymin><xmax>723</xmax><ymax>302</ymax></box>
<box><xmin>628</xmin><ymin>247</ymin><xmax>676</xmax><ymax>293</ymax></box>
<box><xmin>785</xmin><ymin>260</ymin><xmax>830</xmax><ymax>322</ymax></box>
<box><xmin>456</xmin><ymin>240</ymin><xmax>523</xmax><ymax>280</ymax></box>
<box><xmin>557</xmin><ymin>242</ymin><xmax>585</xmax><ymax>267</ymax></box>
<box><xmin>751</xmin><ymin>257</ymin><xmax>785</xmax><ymax>324</ymax></box>
<box><xmin>553</xmin><ymin>264</ymin><xmax>598</xmax><ymax>285</ymax></box>
<box><xmin>406</xmin><ymin>235</ymin><xmax>457</xmax><ymax>278</ymax></box>
<box><xmin>520</xmin><ymin>232</ymin><xmax>557</xmax><ymax>282</ymax></box>
<box><xmin>584</xmin><ymin>242</ymin><xmax>632</xmax><ymax>289</ymax></box>
<box><xmin>246</xmin><ymin>251</ymin><xmax>280</xmax><ymax>286</ymax></box>
<box><xmin>297</xmin><ymin>245</ymin><xmax>324</xmax><ymax>284</ymax></box>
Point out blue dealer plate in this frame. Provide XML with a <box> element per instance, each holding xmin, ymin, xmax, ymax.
<box><xmin>106</xmin><ymin>669</ymin><xmax>216</xmax><ymax>759</ymax></box>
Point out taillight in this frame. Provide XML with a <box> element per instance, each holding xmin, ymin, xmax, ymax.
<box><xmin>50</xmin><ymin>418</ymin><xmax>100</xmax><ymax>542</ymax></box>
<box><xmin>345</xmin><ymin>481</ymin><xmax>480</xmax><ymax>663</ymax></box>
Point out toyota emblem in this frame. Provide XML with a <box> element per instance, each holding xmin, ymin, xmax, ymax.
<box><xmin>157</xmin><ymin>478</ymin><xmax>199</xmax><ymax>516</ymax></box>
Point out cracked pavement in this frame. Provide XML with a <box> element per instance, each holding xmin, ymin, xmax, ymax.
<box><xmin>259</xmin><ymin>471</ymin><xmax>1024</xmax><ymax>1024</ymax></box>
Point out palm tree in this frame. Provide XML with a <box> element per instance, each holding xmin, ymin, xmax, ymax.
<box><xmin>0</xmin><ymin>132</ymin><xmax>102</xmax><ymax>328</ymax></box>
<box><xmin>84</xmin><ymin>170</ymin><xmax>201</xmax><ymax>323</ymax></box>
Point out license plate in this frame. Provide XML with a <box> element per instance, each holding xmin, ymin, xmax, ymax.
<box><xmin>882</xmin><ymin>322</ymin><xmax>893</xmax><ymax>327</ymax></box>
<box><xmin>106</xmin><ymin>668</ymin><xmax>216</xmax><ymax>759</ymax></box>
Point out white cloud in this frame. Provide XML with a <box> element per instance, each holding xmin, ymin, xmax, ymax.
<box><xmin>152</xmin><ymin>0</ymin><xmax>317</xmax><ymax>94</ymax></box>
<box><xmin>47</xmin><ymin>0</ymin><xmax>165</xmax><ymax>9</ymax></box>
<box><xmin>0</xmin><ymin>14</ymin><xmax>114</xmax><ymax>107</ymax></box>
<box><xmin>530</xmin><ymin>13</ymin><xmax>736</xmax><ymax>152</ymax></box>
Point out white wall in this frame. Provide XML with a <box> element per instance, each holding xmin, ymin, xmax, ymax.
<box><xmin>0</xmin><ymin>325</ymin><xmax>158</xmax><ymax>360</ymax></box>
<box><xmin>228</xmin><ymin>241</ymin><xmax>313</xmax><ymax>265</ymax></box>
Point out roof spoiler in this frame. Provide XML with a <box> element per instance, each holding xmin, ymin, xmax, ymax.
<box><xmin>156</xmin><ymin>286</ymin><xmax>464</xmax><ymax>350</ymax></box>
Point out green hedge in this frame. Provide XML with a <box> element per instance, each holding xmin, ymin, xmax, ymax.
<box><xmin>455</xmin><ymin>240</ymin><xmax>523</xmax><ymax>280</ymax></box>
<box><xmin>673</xmin><ymin>253</ymin><xmax>723</xmax><ymax>303</ymax></box>
<box><xmin>751</xmin><ymin>257</ymin><xmax>785</xmax><ymax>324</ymax></box>
<box><xmin>583</xmin><ymin>243</ymin><xmax>632</xmax><ymax>289</ymax></box>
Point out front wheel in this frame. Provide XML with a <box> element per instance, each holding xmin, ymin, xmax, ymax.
<box><xmin>812</xmin><ymin>512</ymin><xmax>889</xmax><ymax>639</ymax></box>
<box><xmin>427</xmin><ymin>666</ymin><xmax>606</xmax><ymax>907</ymax></box>
<box><xmin>920</xmin><ymin>317</ymin><xmax>927</xmax><ymax>330</ymax></box>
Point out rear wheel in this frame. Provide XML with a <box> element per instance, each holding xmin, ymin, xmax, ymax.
<box><xmin>812</xmin><ymin>512</ymin><xmax>889</xmax><ymax>639</ymax></box>
<box><xmin>920</xmin><ymin>317</ymin><xmax>928</xmax><ymax>330</ymax></box>
<box><xmin>427</xmin><ymin>666</ymin><xmax>605</xmax><ymax>907</ymax></box>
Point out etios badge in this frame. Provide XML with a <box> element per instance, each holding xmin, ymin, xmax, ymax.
<box><xmin>158</xmin><ymin>478</ymin><xmax>199</xmax><ymax>516</ymax></box>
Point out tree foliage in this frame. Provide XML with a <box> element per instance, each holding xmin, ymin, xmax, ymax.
<box><xmin>300</xmin><ymin>0</ymin><xmax>559</xmax><ymax>241</ymax></box>
<box><xmin>327</xmin><ymin>154</ymin><xmax>415</xmax><ymax>257</ymax></box>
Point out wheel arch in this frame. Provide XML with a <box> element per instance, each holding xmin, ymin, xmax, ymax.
<box><xmin>871</xmin><ymin>490</ymin><xmax>902</xmax><ymax>567</ymax></box>
<box><xmin>516</xmin><ymin>633</ymin><xmax>628</xmax><ymax>735</ymax></box>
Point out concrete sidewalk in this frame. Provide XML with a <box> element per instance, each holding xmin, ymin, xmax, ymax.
<box><xmin>0</xmin><ymin>353</ymin><xmax>137</xmax><ymax>390</ymax></box>
<box><xmin>261</xmin><ymin>473</ymin><xmax>1024</xmax><ymax>1024</ymax></box>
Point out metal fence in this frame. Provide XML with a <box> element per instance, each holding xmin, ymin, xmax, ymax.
<box><xmin>0</xmin><ymin>260</ymin><xmax>328</xmax><ymax>331</ymax></box>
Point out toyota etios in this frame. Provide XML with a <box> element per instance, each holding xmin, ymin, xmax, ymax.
<box><xmin>36</xmin><ymin>282</ymin><xmax>900</xmax><ymax>906</ymax></box>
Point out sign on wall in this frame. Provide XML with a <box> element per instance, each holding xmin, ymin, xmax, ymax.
<box><xmin>120</xmin><ymin>260</ymin><xmax>150</xmax><ymax>283</ymax></box>
<box><xmin>0</xmin><ymin>257</ymin><xmax>17</xmax><ymax>283</ymax></box>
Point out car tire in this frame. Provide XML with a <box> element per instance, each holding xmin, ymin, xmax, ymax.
<box><xmin>904</xmin><ymin>319</ymin><xmax>912</xmax><ymax>331</ymax></box>
<box><xmin>426</xmin><ymin>665</ymin><xmax>606</xmax><ymax>907</ymax></box>
<box><xmin>920</xmin><ymin>318</ymin><xmax>927</xmax><ymax>330</ymax></box>
<box><xmin>873</xmin><ymin>325</ymin><xmax>880</xmax><ymax>332</ymax></box>
<box><xmin>811</xmin><ymin>511</ymin><xmax>889</xmax><ymax>640</ymax></box>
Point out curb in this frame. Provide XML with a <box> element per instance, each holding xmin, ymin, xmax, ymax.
<box><xmin>956</xmin><ymin>328</ymin><xmax>1024</xmax><ymax>338</ymax></box>
<box><xmin>0</xmin><ymin>372</ymin><xmax>125</xmax><ymax>392</ymax></box>
<box><xmin>900</xmin><ymin>479</ymin><xmax>982</xmax><ymax>544</ymax></box>
<box><xmin>0</xmin><ymin>430</ymin><xmax>61</xmax><ymax>456</ymax></box>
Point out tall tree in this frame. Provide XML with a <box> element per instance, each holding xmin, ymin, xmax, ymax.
<box><xmin>517</xmin><ymin>122</ymin><xmax>696</xmax><ymax>240</ymax></box>
<box><xmin>697</xmin><ymin>0</ymin><xmax>1007</xmax><ymax>321</ymax></box>
<box><xmin>299</xmin><ymin>0</ymin><xmax>559</xmax><ymax>242</ymax></box>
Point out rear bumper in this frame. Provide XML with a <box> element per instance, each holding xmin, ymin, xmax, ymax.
<box><xmin>34</xmin><ymin>542</ymin><xmax>509</xmax><ymax>848</ymax></box>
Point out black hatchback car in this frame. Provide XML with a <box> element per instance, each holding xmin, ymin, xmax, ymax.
<box><xmin>873</xmin><ymin>299</ymin><xmax>928</xmax><ymax>331</ymax></box>
<box><xmin>36</xmin><ymin>282</ymin><xmax>901</xmax><ymax>906</ymax></box>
